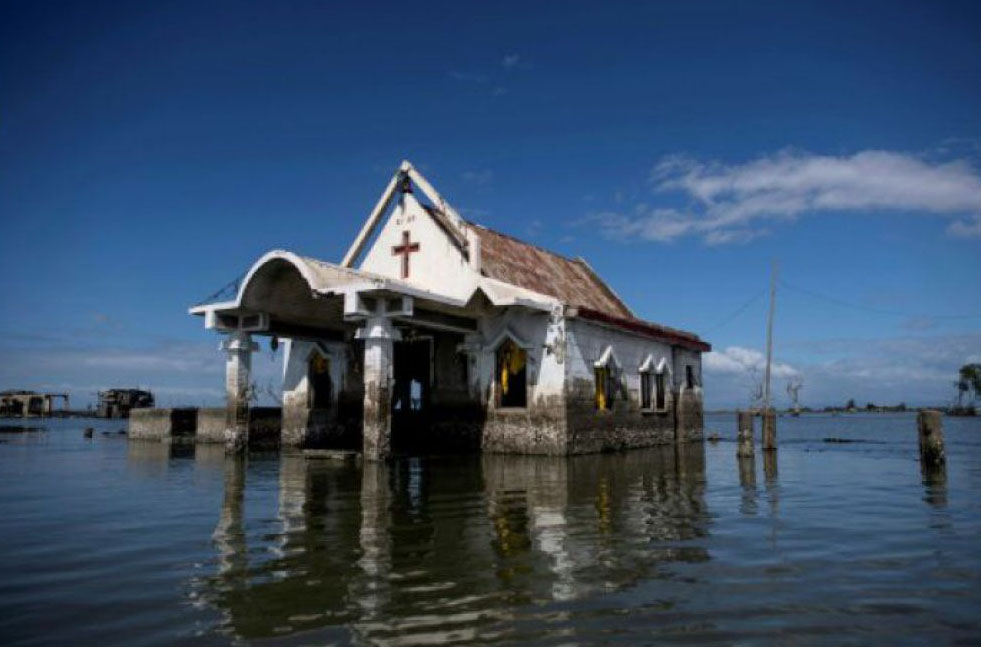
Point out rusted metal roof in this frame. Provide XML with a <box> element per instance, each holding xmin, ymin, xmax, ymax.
<box><xmin>472</xmin><ymin>224</ymin><xmax>634</xmax><ymax>318</ymax></box>
<box><xmin>470</xmin><ymin>223</ymin><xmax>710</xmax><ymax>352</ymax></box>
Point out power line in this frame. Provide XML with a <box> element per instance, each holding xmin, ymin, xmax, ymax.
<box><xmin>703</xmin><ymin>288</ymin><xmax>767</xmax><ymax>334</ymax></box>
<box><xmin>779</xmin><ymin>279</ymin><xmax>981</xmax><ymax>320</ymax></box>
<box><xmin>195</xmin><ymin>275</ymin><xmax>243</xmax><ymax>307</ymax></box>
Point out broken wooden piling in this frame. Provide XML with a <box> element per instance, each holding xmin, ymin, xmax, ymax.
<box><xmin>761</xmin><ymin>409</ymin><xmax>777</xmax><ymax>451</ymax></box>
<box><xmin>737</xmin><ymin>410</ymin><xmax>754</xmax><ymax>457</ymax></box>
<box><xmin>917</xmin><ymin>409</ymin><xmax>945</xmax><ymax>466</ymax></box>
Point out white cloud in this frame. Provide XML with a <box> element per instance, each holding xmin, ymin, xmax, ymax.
<box><xmin>502</xmin><ymin>54</ymin><xmax>520</xmax><ymax>68</ymax></box>
<box><xmin>592</xmin><ymin>149</ymin><xmax>981</xmax><ymax>244</ymax></box>
<box><xmin>704</xmin><ymin>346</ymin><xmax>799</xmax><ymax>378</ymax></box>
<box><xmin>947</xmin><ymin>215</ymin><xmax>981</xmax><ymax>238</ymax></box>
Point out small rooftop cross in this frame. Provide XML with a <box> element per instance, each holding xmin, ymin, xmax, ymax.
<box><xmin>392</xmin><ymin>230</ymin><xmax>420</xmax><ymax>279</ymax></box>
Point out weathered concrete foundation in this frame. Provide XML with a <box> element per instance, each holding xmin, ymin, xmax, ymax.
<box><xmin>675</xmin><ymin>387</ymin><xmax>705</xmax><ymax>443</ymax></box>
<box><xmin>484</xmin><ymin>404</ymin><xmax>568</xmax><ymax>455</ymax></box>
<box><xmin>128</xmin><ymin>408</ymin><xmax>197</xmax><ymax>442</ymax></box>
<box><xmin>129</xmin><ymin>407</ymin><xmax>281</xmax><ymax>447</ymax></box>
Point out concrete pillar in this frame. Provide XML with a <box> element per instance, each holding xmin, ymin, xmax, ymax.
<box><xmin>761</xmin><ymin>409</ymin><xmax>777</xmax><ymax>451</ymax></box>
<box><xmin>356</xmin><ymin>317</ymin><xmax>400</xmax><ymax>461</ymax></box>
<box><xmin>737</xmin><ymin>410</ymin><xmax>755</xmax><ymax>457</ymax></box>
<box><xmin>222</xmin><ymin>330</ymin><xmax>258</xmax><ymax>454</ymax></box>
<box><xmin>917</xmin><ymin>410</ymin><xmax>945</xmax><ymax>466</ymax></box>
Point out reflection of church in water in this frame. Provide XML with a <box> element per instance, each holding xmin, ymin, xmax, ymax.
<box><xmin>171</xmin><ymin>443</ymin><xmax>711</xmax><ymax>642</ymax></box>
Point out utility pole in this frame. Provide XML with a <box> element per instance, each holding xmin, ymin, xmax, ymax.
<box><xmin>762</xmin><ymin>260</ymin><xmax>778</xmax><ymax>451</ymax></box>
<box><xmin>762</xmin><ymin>260</ymin><xmax>778</xmax><ymax>413</ymax></box>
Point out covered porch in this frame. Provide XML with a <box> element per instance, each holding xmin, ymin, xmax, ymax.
<box><xmin>191</xmin><ymin>250</ymin><xmax>547</xmax><ymax>459</ymax></box>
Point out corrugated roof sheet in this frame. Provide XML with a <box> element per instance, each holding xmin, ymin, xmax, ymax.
<box><xmin>470</xmin><ymin>223</ymin><xmax>710</xmax><ymax>352</ymax></box>
<box><xmin>472</xmin><ymin>224</ymin><xmax>634</xmax><ymax>319</ymax></box>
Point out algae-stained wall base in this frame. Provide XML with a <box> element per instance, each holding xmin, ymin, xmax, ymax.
<box><xmin>482</xmin><ymin>405</ymin><xmax>568</xmax><ymax>455</ymax></box>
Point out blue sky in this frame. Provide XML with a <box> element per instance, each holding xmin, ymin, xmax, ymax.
<box><xmin>1</xmin><ymin>0</ymin><xmax>980</xmax><ymax>409</ymax></box>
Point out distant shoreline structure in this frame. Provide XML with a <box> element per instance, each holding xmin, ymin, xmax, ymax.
<box><xmin>707</xmin><ymin>405</ymin><xmax>976</xmax><ymax>417</ymax></box>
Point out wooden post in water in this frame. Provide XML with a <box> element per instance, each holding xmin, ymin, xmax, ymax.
<box><xmin>762</xmin><ymin>409</ymin><xmax>777</xmax><ymax>451</ymax></box>
<box><xmin>917</xmin><ymin>410</ymin><xmax>945</xmax><ymax>466</ymax></box>
<box><xmin>737</xmin><ymin>410</ymin><xmax>755</xmax><ymax>457</ymax></box>
<box><xmin>761</xmin><ymin>261</ymin><xmax>778</xmax><ymax>451</ymax></box>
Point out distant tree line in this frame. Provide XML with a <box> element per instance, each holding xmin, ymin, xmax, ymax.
<box><xmin>738</xmin><ymin>362</ymin><xmax>981</xmax><ymax>417</ymax></box>
<box><xmin>821</xmin><ymin>399</ymin><xmax>909</xmax><ymax>414</ymax></box>
<box><xmin>952</xmin><ymin>363</ymin><xmax>980</xmax><ymax>416</ymax></box>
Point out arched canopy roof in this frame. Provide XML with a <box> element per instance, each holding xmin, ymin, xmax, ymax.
<box><xmin>190</xmin><ymin>249</ymin><xmax>557</xmax><ymax>319</ymax></box>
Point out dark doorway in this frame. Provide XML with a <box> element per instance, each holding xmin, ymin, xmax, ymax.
<box><xmin>306</xmin><ymin>352</ymin><xmax>334</xmax><ymax>446</ymax></box>
<box><xmin>308</xmin><ymin>352</ymin><xmax>333</xmax><ymax>410</ymax></box>
<box><xmin>392</xmin><ymin>338</ymin><xmax>432</xmax><ymax>452</ymax></box>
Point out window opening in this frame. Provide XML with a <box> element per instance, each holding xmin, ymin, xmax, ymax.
<box><xmin>496</xmin><ymin>338</ymin><xmax>527</xmax><ymax>408</ymax></box>
<box><xmin>641</xmin><ymin>371</ymin><xmax>652</xmax><ymax>410</ymax></box>
<box><xmin>656</xmin><ymin>370</ymin><xmax>666</xmax><ymax>410</ymax></box>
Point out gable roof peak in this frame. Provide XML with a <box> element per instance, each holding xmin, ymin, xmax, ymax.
<box><xmin>342</xmin><ymin>161</ymin><xmax>470</xmax><ymax>268</ymax></box>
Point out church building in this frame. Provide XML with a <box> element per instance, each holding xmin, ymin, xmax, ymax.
<box><xmin>190</xmin><ymin>162</ymin><xmax>710</xmax><ymax>458</ymax></box>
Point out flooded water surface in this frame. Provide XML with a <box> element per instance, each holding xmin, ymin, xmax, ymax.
<box><xmin>1</xmin><ymin>413</ymin><xmax>979</xmax><ymax>645</ymax></box>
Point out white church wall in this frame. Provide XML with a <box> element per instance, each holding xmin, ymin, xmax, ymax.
<box><xmin>672</xmin><ymin>347</ymin><xmax>704</xmax><ymax>442</ymax></box>
<box><xmin>281</xmin><ymin>338</ymin><xmax>347</xmax><ymax>446</ymax></box>
<box><xmin>564</xmin><ymin>319</ymin><xmax>674</xmax><ymax>405</ymax></box>
<box><xmin>564</xmin><ymin>318</ymin><xmax>691</xmax><ymax>453</ymax></box>
<box><xmin>673</xmin><ymin>348</ymin><xmax>702</xmax><ymax>389</ymax></box>
<box><xmin>477</xmin><ymin>307</ymin><xmax>568</xmax><ymax>454</ymax></box>
<box><xmin>474</xmin><ymin>308</ymin><xmax>564</xmax><ymax>405</ymax></box>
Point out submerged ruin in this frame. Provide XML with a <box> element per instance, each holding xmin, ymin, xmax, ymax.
<box><xmin>97</xmin><ymin>389</ymin><xmax>154</xmax><ymax>419</ymax></box>
<box><xmin>0</xmin><ymin>390</ymin><xmax>69</xmax><ymax>417</ymax></box>
<box><xmin>135</xmin><ymin>162</ymin><xmax>710</xmax><ymax>457</ymax></box>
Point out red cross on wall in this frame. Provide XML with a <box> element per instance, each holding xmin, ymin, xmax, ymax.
<box><xmin>391</xmin><ymin>230</ymin><xmax>420</xmax><ymax>279</ymax></box>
